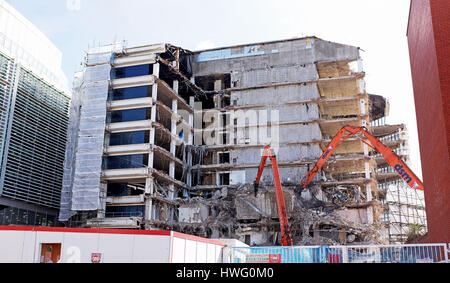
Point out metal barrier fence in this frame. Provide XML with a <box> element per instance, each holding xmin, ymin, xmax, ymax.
<box><xmin>231</xmin><ymin>244</ymin><xmax>449</xmax><ymax>263</ymax></box>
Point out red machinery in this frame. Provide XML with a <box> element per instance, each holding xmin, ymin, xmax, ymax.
<box><xmin>254</xmin><ymin>145</ymin><xmax>294</xmax><ymax>246</ymax></box>
<box><xmin>300</xmin><ymin>126</ymin><xmax>424</xmax><ymax>191</ymax></box>
<box><xmin>254</xmin><ymin>127</ymin><xmax>423</xmax><ymax>247</ymax></box>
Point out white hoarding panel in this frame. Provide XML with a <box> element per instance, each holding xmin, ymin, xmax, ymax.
<box><xmin>132</xmin><ymin>235</ymin><xmax>171</xmax><ymax>263</ymax></box>
<box><xmin>184</xmin><ymin>239</ymin><xmax>198</xmax><ymax>263</ymax></box>
<box><xmin>171</xmin><ymin>237</ymin><xmax>186</xmax><ymax>263</ymax></box>
<box><xmin>0</xmin><ymin>231</ymin><xmax>26</xmax><ymax>263</ymax></box>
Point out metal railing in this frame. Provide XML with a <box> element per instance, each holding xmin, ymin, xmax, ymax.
<box><xmin>231</xmin><ymin>244</ymin><xmax>449</xmax><ymax>263</ymax></box>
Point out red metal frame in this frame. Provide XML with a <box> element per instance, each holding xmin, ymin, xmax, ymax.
<box><xmin>300</xmin><ymin>126</ymin><xmax>425</xmax><ymax>191</ymax></box>
<box><xmin>254</xmin><ymin>145</ymin><xmax>293</xmax><ymax>246</ymax></box>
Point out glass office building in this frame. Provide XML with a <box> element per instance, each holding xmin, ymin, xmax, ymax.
<box><xmin>0</xmin><ymin>1</ymin><xmax>70</xmax><ymax>226</ymax></box>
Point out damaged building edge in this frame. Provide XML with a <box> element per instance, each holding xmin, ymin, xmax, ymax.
<box><xmin>60</xmin><ymin>37</ymin><xmax>425</xmax><ymax>246</ymax></box>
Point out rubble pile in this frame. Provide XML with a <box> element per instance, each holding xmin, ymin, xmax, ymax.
<box><xmin>176</xmin><ymin>183</ymin><xmax>387</xmax><ymax>246</ymax></box>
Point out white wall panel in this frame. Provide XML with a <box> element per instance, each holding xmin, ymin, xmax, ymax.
<box><xmin>0</xmin><ymin>231</ymin><xmax>25</xmax><ymax>262</ymax></box>
<box><xmin>171</xmin><ymin>237</ymin><xmax>186</xmax><ymax>263</ymax></box>
<box><xmin>97</xmin><ymin>234</ymin><xmax>134</xmax><ymax>263</ymax></box>
<box><xmin>132</xmin><ymin>235</ymin><xmax>170</xmax><ymax>263</ymax></box>
<box><xmin>184</xmin><ymin>239</ymin><xmax>197</xmax><ymax>263</ymax></box>
<box><xmin>0</xmin><ymin>229</ymin><xmax>226</xmax><ymax>263</ymax></box>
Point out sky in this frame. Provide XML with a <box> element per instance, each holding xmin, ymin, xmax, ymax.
<box><xmin>5</xmin><ymin>0</ymin><xmax>422</xmax><ymax>178</ymax></box>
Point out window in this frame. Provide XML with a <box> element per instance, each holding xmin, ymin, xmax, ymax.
<box><xmin>109</xmin><ymin>108</ymin><xmax>151</xmax><ymax>123</ymax></box>
<box><xmin>109</xmin><ymin>131</ymin><xmax>148</xmax><ymax>146</ymax></box>
<box><xmin>112</xmin><ymin>64</ymin><xmax>152</xmax><ymax>79</ymax></box>
<box><xmin>217</xmin><ymin>172</ymin><xmax>230</xmax><ymax>185</ymax></box>
<box><xmin>104</xmin><ymin>154</ymin><xmax>148</xmax><ymax>170</ymax></box>
<box><xmin>106</xmin><ymin>206</ymin><xmax>145</xmax><ymax>218</ymax></box>
<box><xmin>218</xmin><ymin>152</ymin><xmax>230</xmax><ymax>164</ymax></box>
<box><xmin>107</xmin><ymin>183</ymin><xmax>145</xmax><ymax>197</ymax></box>
<box><xmin>110</xmin><ymin>86</ymin><xmax>151</xmax><ymax>101</ymax></box>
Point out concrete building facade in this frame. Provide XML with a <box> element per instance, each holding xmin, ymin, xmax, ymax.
<box><xmin>407</xmin><ymin>0</ymin><xmax>450</xmax><ymax>244</ymax></box>
<box><xmin>0</xmin><ymin>0</ymin><xmax>70</xmax><ymax>226</ymax></box>
<box><xmin>59</xmin><ymin>43</ymin><xmax>199</xmax><ymax>230</ymax></box>
<box><xmin>61</xmin><ymin>37</ymin><xmax>418</xmax><ymax>245</ymax></box>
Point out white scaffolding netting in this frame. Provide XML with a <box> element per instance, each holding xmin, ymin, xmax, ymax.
<box><xmin>59</xmin><ymin>44</ymin><xmax>123</xmax><ymax>221</ymax></box>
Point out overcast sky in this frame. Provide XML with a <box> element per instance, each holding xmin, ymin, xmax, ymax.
<box><xmin>6</xmin><ymin>0</ymin><xmax>422</xmax><ymax>178</ymax></box>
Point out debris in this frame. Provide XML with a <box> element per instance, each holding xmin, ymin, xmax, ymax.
<box><xmin>175</xmin><ymin>184</ymin><xmax>387</xmax><ymax>246</ymax></box>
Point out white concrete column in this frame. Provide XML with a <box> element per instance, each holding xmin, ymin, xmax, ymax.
<box><xmin>144</xmin><ymin>177</ymin><xmax>154</xmax><ymax>221</ymax></box>
<box><xmin>358</xmin><ymin>79</ymin><xmax>365</xmax><ymax>94</ymax></box>
<box><xmin>170</xmin><ymin>98</ymin><xmax>178</xmax><ymax>173</ymax></box>
<box><xmin>360</xmin><ymin>99</ymin><xmax>366</xmax><ymax>115</ymax></box>
<box><xmin>97</xmin><ymin>182</ymin><xmax>108</xmax><ymax>219</ymax></box>
<box><xmin>186</xmin><ymin>97</ymin><xmax>195</xmax><ymax>187</ymax></box>
<box><xmin>168</xmin><ymin>81</ymin><xmax>179</xmax><ymax>221</ymax></box>
<box><xmin>357</xmin><ymin>59</ymin><xmax>364</xmax><ymax>73</ymax></box>
<box><xmin>153</xmin><ymin>63</ymin><xmax>160</xmax><ymax>78</ymax></box>
<box><xmin>151</xmin><ymin>63</ymin><xmax>159</xmax><ymax>120</ymax></box>
<box><xmin>363</xmin><ymin>120</ymin><xmax>374</xmax><ymax>224</ymax></box>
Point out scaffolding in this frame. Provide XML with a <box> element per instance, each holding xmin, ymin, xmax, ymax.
<box><xmin>382</xmin><ymin>182</ymin><xmax>427</xmax><ymax>243</ymax></box>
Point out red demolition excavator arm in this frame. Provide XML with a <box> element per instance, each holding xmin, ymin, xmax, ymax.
<box><xmin>300</xmin><ymin>126</ymin><xmax>424</xmax><ymax>191</ymax></box>
<box><xmin>254</xmin><ymin>145</ymin><xmax>294</xmax><ymax>246</ymax></box>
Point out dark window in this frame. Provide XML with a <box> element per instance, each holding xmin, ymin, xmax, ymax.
<box><xmin>107</xmin><ymin>183</ymin><xmax>144</xmax><ymax>197</ymax></box>
<box><xmin>0</xmin><ymin>207</ymin><xmax>57</xmax><ymax>227</ymax></box>
<box><xmin>104</xmin><ymin>154</ymin><xmax>148</xmax><ymax>170</ymax></box>
<box><xmin>107</xmin><ymin>183</ymin><xmax>129</xmax><ymax>197</ymax></box>
<box><xmin>106</xmin><ymin>206</ymin><xmax>144</xmax><ymax>218</ymax></box>
<box><xmin>110</xmin><ymin>86</ymin><xmax>151</xmax><ymax>101</ymax></box>
<box><xmin>109</xmin><ymin>131</ymin><xmax>148</xmax><ymax>146</ymax></box>
<box><xmin>109</xmin><ymin>108</ymin><xmax>150</xmax><ymax>123</ymax></box>
<box><xmin>218</xmin><ymin>173</ymin><xmax>230</xmax><ymax>185</ymax></box>
<box><xmin>218</xmin><ymin>152</ymin><xmax>230</xmax><ymax>164</ymax></box>
<box><xmin>112</xmin><ymin>64</ymin><xmax>152</xmax><ymax>79</ymax></box>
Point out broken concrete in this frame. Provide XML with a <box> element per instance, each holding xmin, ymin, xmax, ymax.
<box><xmin>175</xmin><ymin>184</ymin><xmax>387</xmax><ymax>246</ymax></box>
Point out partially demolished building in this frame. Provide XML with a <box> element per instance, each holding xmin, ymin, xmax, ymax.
<box><xmin>60</xmin><ymin>37</ymin><xmax>420</xmax><ymax>245</ymax></box>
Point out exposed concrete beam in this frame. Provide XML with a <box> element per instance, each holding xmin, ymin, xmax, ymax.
<box><xmin>203</xmin><ymin>140</ymin><xmax>322</xmax><ymax>151</ymax></box>
<box><xmin>112</xmin><ymin>53</ymin><xmax>157</xmax><ymax>68</ymax></box>
<box><xmin>149</xmin><ymin>195</ymin><xmax>178</xmax><ymax>206</ymax></box>
<box><xmin>101</xmin><ymin>168</ymin><xmax>189</xmax><ymax>189</ymax></box>
<box><xmin>111</xmin><ymin>75</ymin><xmax>155</xmax><ymax>89</ymax></box>
<box><xmin>106</xmin><ymin>120</ymin><xmax>153</xmax><ymax>133</ymax></box>
<box><xmin>124</xmin><ymin>43</ymin><xmax>166</xmax><ymax>55</ymax></box>
<box><xmin>154</xmin><ymin>146</ymin><xmax>185</xmax><ymax>167</ymax></box>
<box><xmin>155</xmin><ymin>101</ymin><xmax>193</xmax><ymax>133</ymax></box>
<box><xmin>102</xmin><ymin>168</ymin><xmax>151</xmax><ymax>181</ymax></box>
<box><xmin>192</xmin><ymin>159</ymin><xmax>314</xmax><ymax>171</ymax></box>
<box><xmin>107</xmin><ymin>97</ymin><xmax>153</xmax><ymax>111</ymax></box>
<box><xmin>157</xmin><ymin>57</ymin><xmax>207</xmax><ymax>98</ymax></box>
<box><xmin>371</xmin><ymin>124</ymin><xmax>405</xmax><ymax>137</ymax></box>
<box><xmin>105</xmin><ymin>143</ymin><xmax>153</xmax><ymax>156</ymax></box>
<box><xmin>106</xmin><ymin>195</ymin><xmax>145</xmax><ymax>206</ymax></box>
<box><xmin>156</xmin><ymin>78</ymin><xmax>193</xmax><ymax>113</ymax></box>
<box><xmin>152</xmin><ymin>169</ymin><xmax>189</xmax><ymax>189</ymax></box>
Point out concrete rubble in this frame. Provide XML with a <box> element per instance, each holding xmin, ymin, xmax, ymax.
<box><xmin>175</xmin><ymin>184</ymin><xmax>387</xmax><ymax>246</ymax></box>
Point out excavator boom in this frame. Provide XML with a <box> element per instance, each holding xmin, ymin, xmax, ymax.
<box><xmin>300</xmin><ymin>126</ymin><xmax>424</xmax><ymax>191</ymax></box>
<box><xmin>254</xmin><ymin>146</ymin><xmax>293</xmax><ymax>246</ymax></box>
